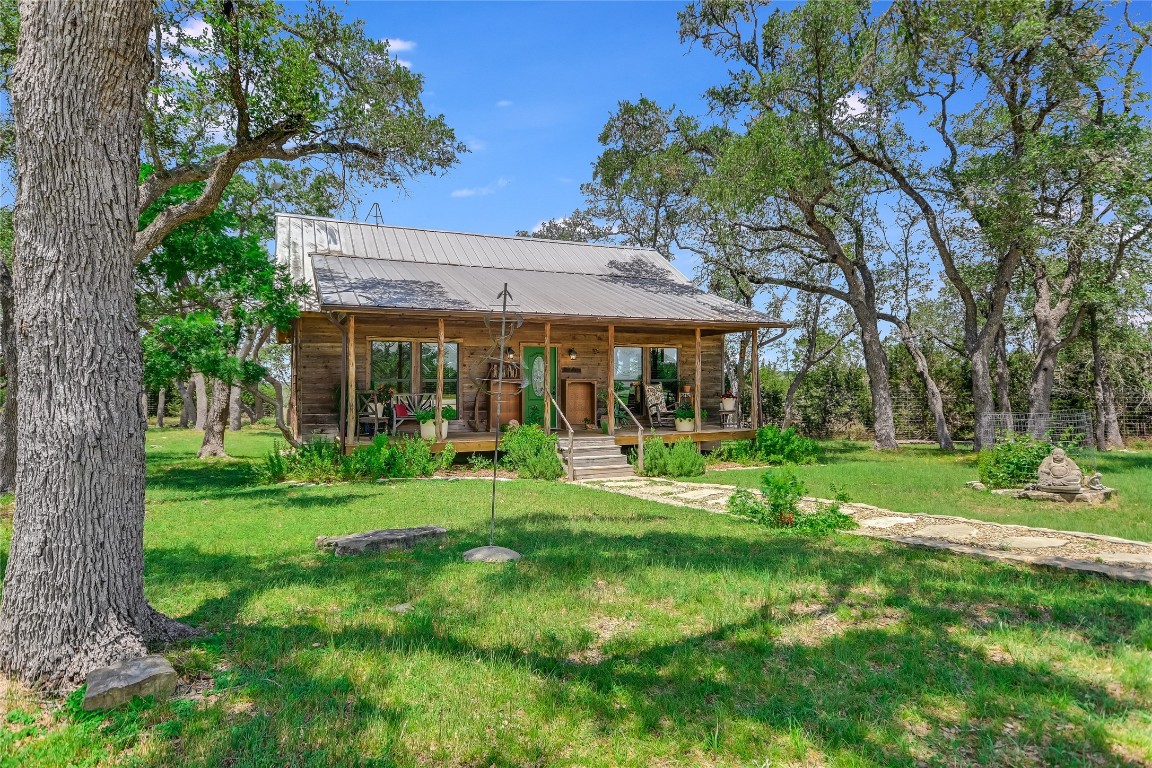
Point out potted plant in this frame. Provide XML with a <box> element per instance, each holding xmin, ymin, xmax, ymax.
<box><xmin>415</xmin><ymin>409</ymin><xmax>437</xmax><ymax>440</ymax></box>
<box><xmin>721</xmin><ymin>389</ymin><xmax>737</xmax><ymax>412</ymax></box>
<box><xmin>583</xmin><ymin>417</ymin><xmax>595</xmax><ymax>431</ymax></box>
<box><xmin>440</xmin><ymin>406</ymin><xmax>457</xmax><ymax>439</ymax></box>
<box><xmin>674</xmin><ymin>404</ymin><xmax>696</xmax><ymax>432</ymax></box>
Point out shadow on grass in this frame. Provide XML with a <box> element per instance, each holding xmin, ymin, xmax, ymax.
<box><xmin>133</xmin><ymin>515</ymin><xmax>1152</xmax><ymax>767</ymax></box>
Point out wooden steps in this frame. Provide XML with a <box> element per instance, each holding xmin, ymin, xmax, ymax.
<box><xmin>560</xmin><ymin>437</ymin><xmax>634</xmax><ymax>480</ymax></box>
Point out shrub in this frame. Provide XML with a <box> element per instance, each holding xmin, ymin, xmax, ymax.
<box><xmin>752</xmin><ymin>425</ymin><xmax>820</xmax><ymax>465</ymax></box>
<box><xmin>639</xmin><ymin>437</ymin><xmax>705</xmax><ymax>478</ymax></box>
<box><xmin>466</xmin><ymin>453</ymin><xmax>494</xmax><ymax>471</ymax></box>
<box><xmin>257</xmin><ymin>436</ymin><xmax>341</xmax><ymax>484</ymax></box>
<box><xmin>708</xmin><ymin>439</ymin><xmax>755</xmax><ymax>465</ymax></box>
<box><xmin>499</xmin><ymin>424</ymin><xmax>564</xmax><ymax>480</ymax></box>
<box><xmin>977</xmin><ymin>432</ymin><xmax>1053</xmax><ymax>489</ymax></box>
<box><xmin>258</xmin><ymin>435</ymin><xmax>453</xmax><ymax>484</ymax></box>
<box><xmin>727</xmin><ymin>468</ymin><xmax>855</xmax><ymax>535</ymax></box>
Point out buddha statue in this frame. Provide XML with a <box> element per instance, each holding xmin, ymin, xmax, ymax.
<box><xmin>1036</xmin><ymin>447</ymin><xmax>1084</xmax><ymax>492</ymax></box>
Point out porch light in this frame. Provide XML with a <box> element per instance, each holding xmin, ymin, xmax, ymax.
<box><xmin>505</xmin><ymin>346</ymin><xmax>515</xmax><ymax>359</ymax></box>
<box><xmin>567</xmin><ymin>348</ymin><xmax>577</xmax><ymax>360</ymax></box>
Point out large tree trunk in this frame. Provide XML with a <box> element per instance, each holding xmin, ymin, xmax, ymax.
<box><xmin>1090</xmin><ymin>309</ymin><xmax>1124</xmax><ymax>451</ymax></box>
<box><xmin>176</xmin><ymin>379</ymin><xmax>191</xmax><ymax>428</ymax></box>
<box><xmin>856</xmin><ymin>308</ymin><xmax>898</xmax><ymax>450</ymax></box>
<box><xmin>0</xmin><ymin>0</ymin><xmax>194</xmax><ymax>688</ymax></box>
<box><xmin>156</xmin><ymin>388</ymin><xmax>166</xmax><ymax>429</ymax></box>
<box><xmin>971</xmin><ymin>349</ymin><xmax>997</xmax><ymax>451</ymax></box>
<box><xmin>994</xmin><ymin>326</ymin><xmax>1012</xmax><ymax>413</ymax></box>
<box><xmin>0</xmin><ymin>259</ymin><xmax>17</xmax><ymax>493</ymax></box>
<box><xmin>192</xmin><ymin>372</ymin><xmax>208</xmax><ymax>430</ymax></box>
<box><xmin>228</xmin><ymin>385</ymin><xmax>242</xmax><ymax>431</ymax></box>
<box><xmin>1026</xmin><ymin>321</ymin><xmax>1061</xmax><ymax>434</ymax></box>
<box><xmin>198</xmin><ymin>377</ymin><xmax>230</xmax><ymax>458</ymax></box>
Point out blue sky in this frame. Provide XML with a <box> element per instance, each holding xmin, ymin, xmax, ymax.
<box><xmin>344</xmin><ymin>1</ymin><xmax>736</xmax><ymax>275</ymax></box>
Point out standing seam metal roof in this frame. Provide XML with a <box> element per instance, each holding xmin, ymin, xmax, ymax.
<box><xmin>275</xmin><ymin>214</ymin><xmax>782</xmax><ymax>327</ymax></box>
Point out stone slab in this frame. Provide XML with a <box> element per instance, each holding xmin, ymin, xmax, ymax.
<box><xmin>600</xmin><ymin>481</ymin><xmax>650</xmax><ymax>488</ymax></box>
<box><xmin>1016</xmin><ymin>488</ymin><xmax>1116</xmax><ymax>505</ymax></box>
<box><xmin>316</xmin><ymin>526</ymin><xmax>447</xmax><ymax>556</ymax></box>
<box><xmin>1001</xmin><ymin>536</ymin><xmax>1069</xmax><ymax>550</ymax></box>
<box><xmin>859</xmin><ymin>516</ymin><xmax>917</xmax><ymax>529</ymax></box>
<box><xmin>913</xmin><ymin>524</ymin><xmax>978</xmax><ymax>540</ymax></box>
<box><xmin>1092</xmin><ymin>553</ymin><xmax>1152</xmax><ymax>565</ymax></box>
<box><xmin>462</xmin><ymin>545</ymin><xmax>522</xmax><ymax>563</ymax></box>
<box><xmin>82</xmin><ymin>655</ymin><xmax>177</xmax><ymax>711</ymax></box>
<box><xmin>676</xmin><ymin>489</ymin><xmax>731</xmax><ymax>501</ymax></box>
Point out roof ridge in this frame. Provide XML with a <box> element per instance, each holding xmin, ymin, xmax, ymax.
<box><xmin>276</xmin><ymin>212</ymin><xmax>666</xmax><ymax>255</ymax></box>
<box><xmin>309</xmin><ymin>251</ymin><xmax>690</xmax><ymax>282</ymax></box>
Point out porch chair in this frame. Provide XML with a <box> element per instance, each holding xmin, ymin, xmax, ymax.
<box><xmin>389</xmin><ymin>393</ymin><xmax>434</xmax><ymax>435</ymax></box>
<box><xmin>644</xmin><ymin>384</ymin><xmax>674</xmax><ymax>429</ymax></box>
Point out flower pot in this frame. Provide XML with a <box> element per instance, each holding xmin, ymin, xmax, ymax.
<box><xmin>440</xmin><ymin>421</ymin><xmax>449</xmax><ymax>440</ymax></box>
<box><xmin>674</xmin><ymin>418</ymin><xmax>695</xmax><ymax>432</ymax></box>
<box><xmin>721</xmin><ymin>397</ymin><xmax>736</xmax><ymax>411</ymax></box>
<box><xmin>419</xmin><ymin>421</ymin><xmax>437</xmax><ymax>440</ymax></box>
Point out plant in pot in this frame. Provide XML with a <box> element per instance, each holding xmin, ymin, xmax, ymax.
<box><xmin>721</xmin><ymin>388</ymin><xmax>736</xmax><ymax>412</ymax></box>
<box><xmin>415</xmin><ymin>409</ymin><xmax>437</xmax><ymax>440</ymax></box>
<box><xmin>674</xmin><ymin>404</ymin><xmax>696</xmax><ymax>432</ymax></box>
<box><xmin>583</xmin><ymin>417</ymin><xmax>595</xmax><ymax>431</ymax></box>
<box><xmin>439</xmin><ymin>406</ymin><xmax>457</xmax><ymax>439</ymax></box>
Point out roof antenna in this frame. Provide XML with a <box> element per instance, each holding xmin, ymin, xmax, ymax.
<box><xmin>366</xmin><ymin>202</ymin><xmax>384</xmax><ymax>226</ymax></box>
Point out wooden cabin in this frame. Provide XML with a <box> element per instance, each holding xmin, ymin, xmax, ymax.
<box><xmin>275</xmin><ymin>214</ymin><xmax>784</xmax><ymax>476</ymax></box>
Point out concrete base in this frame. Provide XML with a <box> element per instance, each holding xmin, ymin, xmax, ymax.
<box><xmin>993</xmin><ymin>487</ymin><xmax>1117</xmax><ymax>504</ymax></box>
<box><xmin>462</xmin><ymin>545</ymin><xmax>522</xmax><ymax>563</ymax></box>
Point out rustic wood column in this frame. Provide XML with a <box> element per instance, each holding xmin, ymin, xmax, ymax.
<box><xmin>543</xmin><ymin>321</ymin><xmax>551</xmax><ymax>433</ymax></box>
<box><xmin>345</xmin><ymin>315</ymin><xmax>357</xmax><ymax>451</ymax></box>
<box><xmin>694</xmin><ymin>326</ymin><xmax>702</xmax><ymax>432</ymax></box>
<box><xmin>606</xmin><ymin>324</ymin><xmax>615</xmax><ymax>434</ymax></box>
<box><xmin>436</xmin><ymin>318</ymin><xmax>445</xmax><ymax>442</ymax></box>
<box><xmin>750</xmin><ymin>327</ymin><xmax>761</xmax><ymax>430</ymax></box>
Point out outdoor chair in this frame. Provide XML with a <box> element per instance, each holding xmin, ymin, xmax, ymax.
<box><xmin>389</xmin><ymin>393</ymin><xmax>434</xmax><ymax>435</ymax></box>
<box><xmin>645</xmin><ymin>384</ymin><xmax>674</xmax><ymax>429</ymax></box>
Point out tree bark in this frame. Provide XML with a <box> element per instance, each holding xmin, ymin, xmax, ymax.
<box><xmin>156</xmin><ymin>388</ymin><xmax>166</xmax><ymax>429</ymax></box>
<box><xmin>0</xmin><ymin>258</ymin><xmax>17</xmax><ymax>493</ymax></box>
<box><xmin>1090</xmin><ymin>309</ymin><xmax>1124</xmax><ymax>450</ymax></box>
<box><xmin>192</xmin><ymin>371</ymin><xmax>208</xmax><ymax>430</ymax></box>
<box><xmin>0</xmin><ymin>0</ymin><xmax>195</xmax><ymax>688</ymax></box>
<box><xmin>198</xmin><ymin>377</ymin><xmax>230</xmax><ymax>458</ymax></box>
<box><xmin>994</xmin><ymin>326</ymin><xmax>1012</xmax><ymax>414</ymax></box>
<box><xmin>228</xmin><ymin>385</ymin><xmax>242</xmax><ymax>431</ymax></box>
<box><xmin>886</xmin><ymin>316</ymin><xmax>953</xmax><ymax>450</ymax></box>
<box><xmin>176</xmin><ymin>379</ymin><xmax>191</xmax><ymax>428</ymax></box>
<box><xmin>854</xmin><ymin>307</ymin><xmax>898</xmax><ymax>450</ymax></box>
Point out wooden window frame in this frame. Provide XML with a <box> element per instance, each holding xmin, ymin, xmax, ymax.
<box><xmin>366</xmin><ymin>336</ymin><xmax>463</xmax><ymax>393</ymax></box>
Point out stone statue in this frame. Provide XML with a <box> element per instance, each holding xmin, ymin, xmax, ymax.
<box><xmin>1036</xmin><ymin>447</ymin><xmax>1084</xmax><ymax>492</ymax></box>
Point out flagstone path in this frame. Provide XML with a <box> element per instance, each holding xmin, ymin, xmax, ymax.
<box><xmin>582</xmin><ymin>477</ymin><xmax>1152</xmax><ymax>584</ymax></box>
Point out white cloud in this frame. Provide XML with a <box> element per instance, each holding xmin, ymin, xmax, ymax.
<box><xmin>496</xmin><ymin>99</ymin><xmax>513</xmax><ymax>108</ymax></box>
<box><xmin>837</xmin><ymin>91</ymin><xmax>868</xmax><ymax>118</ymax></box>
<box><xmin>450</xmin><ymin>177</ymin><xmax>510</xmax><ymax>198</ymax></box>
<box><xmin>385</xmin><ymin>38</ymin><xmax>417</xmax><ymax>52</ymax></box>
<box><xmin>182</xmin><ymin>18</ymin><xmax>210</xmax><ymax>38</ymax></box>
<box><xmin>396</xmin><ymin>58</ymin><xmax>413</xmax><ymax>69</ymax></box>
<box><xmin>465</xmin><ymin>136</ymin><xmax>488</xmax><ymax>152</ymax></box>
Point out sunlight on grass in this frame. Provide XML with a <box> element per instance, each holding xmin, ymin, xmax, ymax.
<box><xmin>1</xmin><ymin>427</ymin><xmax>1149</xmax><ymax>767</ymax></box>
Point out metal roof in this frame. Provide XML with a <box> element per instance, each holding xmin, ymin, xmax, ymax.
<box><xmin>275</xmin><ymin>214</ymin><xmax>783</xmax><ymax>328</ymax></box>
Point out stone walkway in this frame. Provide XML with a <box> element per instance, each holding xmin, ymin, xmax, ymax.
<box><xmin>581</xmin><ymin>478</ymin><xmax>1152</xmax><ymax>584</ymax></box>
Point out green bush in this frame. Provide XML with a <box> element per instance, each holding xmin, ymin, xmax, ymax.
<box><xmin>728</xmin><ymin>469</ymin><xmax>855</xmax><ymax>535</ymax></box>
<box><xmin>707</xmin><ymin>439</ymin><xmax>756</xmax><ymax>465</ymax></box>
<box><xmin>639</xmin><ymin>437</ymin><xmax>705</xmax><ymax>478</ymax></box>
<box><xmin>258</xmin><ymin>435</ymin><xmax>452</xmax><ymax>484</ymax></box>
<box><xmin>752</xmin><ymin>425</ymin><xmax>820</xmax><ymax>465</ymax></box>
<box><xmin>977</xmin><ymin>432</ymin><xmax>1053</xmax><ymax>489</ymax></box>
<box><xmin>258</xmin><ymin>436</ymin><xmax>342</xmax><ymax>484</ymax></box>
<box><xmin>499</xmin><ymin>424</ymin><xmax>564</xmax><ymax>480</ymax></box>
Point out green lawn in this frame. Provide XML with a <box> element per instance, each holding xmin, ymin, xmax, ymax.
<box><xmin>708</xmin><ymin>442</ymin><xmax>1152</xmax><ymax>542</ymax></box>
<box><xmin>1</xmin><ymin>427</ymin><xmax>1150</xmax><ymax>767</ymax></box>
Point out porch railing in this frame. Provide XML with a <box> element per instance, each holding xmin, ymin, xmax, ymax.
<box><xmin>612</xmin><ymin>389</ymin><xmax>645</xmax><ymax>475</ymax></box>
<box><xmin>544</xmin><ymin>390</ymin><xmax>576</xmax><ymax>481</ymax></box>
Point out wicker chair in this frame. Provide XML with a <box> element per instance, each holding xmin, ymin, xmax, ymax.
<box><xmin>644</xmin><ymin>384</ymin><xmax>674</xmax><ymax>429</ymax></box>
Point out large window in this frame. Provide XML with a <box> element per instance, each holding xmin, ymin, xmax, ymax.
<box><xmin>649</xmin><ymin>347</ymin><xmax>679</xmax><ymax>395</ymax></box>
<box><xmin>371</xmin><ymin>339</ymin><xmax>459</xmax><ymax>396</ymax></box>
<box><xmin>420</xmin><ymin>342</ymin><xmax>459</xmax><ymax>397</ymax></box>
<box><xmin>613</xmin><ymin>346</ymin><xmax>642</xmax><ymax>391</ymax></box>
<box><xmin>371</xmin><ymin>341</ymin><xmax>412</xmax><ymax>392</ymax></box>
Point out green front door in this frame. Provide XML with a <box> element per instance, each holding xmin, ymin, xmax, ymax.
<box><xmin>521</xmin><ymin>346</ymin><xmax>558</xmax><ymax>428</ymax></box>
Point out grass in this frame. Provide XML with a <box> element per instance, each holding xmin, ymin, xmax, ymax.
<box><xmin>0</xmin><ymin>427</ymin><xmax>1148</xmax><ymax>767</ymax></box>
<box><xmin>709</xmin><ymin>441</ymin><xmax>1152</xmax><ymax>542</ymax></box>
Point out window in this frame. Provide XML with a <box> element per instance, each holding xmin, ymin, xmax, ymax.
<box><xmin>613</xmin><ymin>346</ymin><xmax>642</xmax><ymax>389</ymax></box>
<box><xmin>419</xmin><ymin>342</ymin><xmax>459</xmax><ymax>397</ymax></box>
<box><xmin>371</xmin><ymin>341</ymin><xmax>412</xmax><ymax>392</ymax></box>
<box><xmin>649</xmin><ymin>347</ymin><xmax>679</xmax><ymax>395</ymax></box>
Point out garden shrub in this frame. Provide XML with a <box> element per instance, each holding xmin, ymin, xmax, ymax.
<box><xmin>752</xmin><ymin>425</ymin><xmax>820</xmax><ymax>465</ymax></box>
<box><xmin>499</xmin><ymin>424</ymin><xmax>564</xmax><ymax>480</ymax></box>
<box><xmin>977</xmin><ymin>432</ymin><xmax>1053</xmax><ymax>489</ymax></box>
<box><xmin>707</xmin><ymin>439</ymin><xmax>756</xmax><ymax>465</ymax></box>
<box><xmin>727</xmin><ymin>469</ymin><xmax>855</xmax><ymax>535</ymax></box>
<box><xmin>259</xmin><ymin>435</ymin><xmax>451</xmax><ymax>484</ymax></box>
<box><xmin>639</xmin><ymin>437</ymin><xmax>705</xmax><ymax>478</ymax></box>
<box><xmin>260</xmin><ymin>436</ymin><xmax>341</xmax><ymax>483</ymax></box>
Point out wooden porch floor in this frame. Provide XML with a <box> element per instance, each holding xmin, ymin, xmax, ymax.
<box><xmin>364</xmin><ymin>424</ymin><xmax>755</xmax><ymax>453</ymax></box>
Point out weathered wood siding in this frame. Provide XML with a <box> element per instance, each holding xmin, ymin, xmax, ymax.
<box><xmin>293</xmin><ymin>312</ymin><xmax>727</xmax><ymax>439</ymax></box>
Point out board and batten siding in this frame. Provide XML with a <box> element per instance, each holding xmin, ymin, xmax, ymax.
<box><xmin>293</xmin><ymin>311</ymin><xmax>728</xmax><ymax>439</ymax></box>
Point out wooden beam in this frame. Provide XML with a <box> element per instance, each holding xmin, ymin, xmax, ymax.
<box><xmin>436</xmin><ymin>318</ymin><xmax>445</xmax><ymax>441</ymax></box>
<box><xmin>345</xmin><ymin>315</ymin><xmax>357</xmax><ymax>451</ymax></box>
<box><xmin>606</xmin><ymin>324</ymin><xmax>615</xmax><ymax>434</ymax></box>
<box><xmin>750</xmin><ymin>327</ymin><xmax>761</xmax><ymax>430</ymax></box>
<box><xmin>543</xmin><ymin>321</ymin><xmax>551</xmax><ymax>433</ymax></box>
<box><xmin>694</xmin><ymin>326</ymin><xmax>702</xmax><ymax>432</ymax></box>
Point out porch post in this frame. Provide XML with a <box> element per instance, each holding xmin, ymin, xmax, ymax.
<box><xmin>345</xmin><ymin>315</ymin><xmax>357</xmax><ymax>450</ymax></box>
<box><xmin>606</xmin><ymin>323</ymin><xmax>615</xmax><ymax>435</ymax></box>
<box><xmin>436</xmin><ymin>318</ymin><xmax>445</xmax><ymax>442</ymax></box>
<box><xmin>750</xmin><ymin>327</ymin><xmax>761</xmax><ymax>430</ymax></box>
<box><xmin>543</xmin><ymin>321</ymin><xmax>551</xmax><ymax>433</ymax></box>
<box><xmin>694</xmin><ymin>326</ymin><xmax>702</xmax><ymax>432</ymax></box>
